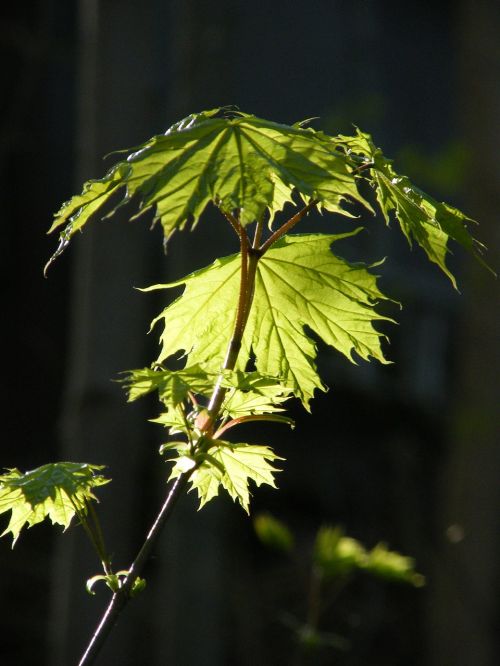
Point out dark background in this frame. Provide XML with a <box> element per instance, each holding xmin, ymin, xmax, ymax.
<box><xmin>1</xmin><ymin>1</ymin><xmax>499</xmax><ymax>664</ymax></box>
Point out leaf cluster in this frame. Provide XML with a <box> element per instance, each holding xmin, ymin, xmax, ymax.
<box><xmin>253</xmin><ymin>515</ymin><xmax>424</xmax><ymax>656</ymax></box>
<box><xmin>254</xmin><ymin>516</ymin><xmax>424</xmax><ymax>587</ymax></box>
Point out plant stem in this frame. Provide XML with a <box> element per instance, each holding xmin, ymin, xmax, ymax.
<box><xmin>87</xmin><ymin>499</ymin><xmax>112</xmax><ymax>575</ymax></box>
<box><xmin>71</xmin><ymin>499</ymin><xmax>111</xmax><ymax>576</ymax></box>
<box><xmin>79</xmin><ymin>202</ymin><xmax>313</xmax><ymax>663</ymax></box>
<box><xmin>206</xmin><ymin>221</ymin><xmax>258</xmax><ymax>424</ymax></box>
<box><xmin>78</xmin><ymin>472</ymin><xmax>190</xmax><ymax>666</ymax></box>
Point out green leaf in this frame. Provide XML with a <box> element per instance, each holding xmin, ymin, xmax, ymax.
<box><xmin>253</xmin><ymin>512</ymin><xmax>294</xmax><ymax>553</ymax></box>
<box><xmin>169</xmin><ymin>439</ymin><xmax>282</xmax><ymax>513</ymax></box>
<box><xmin>150</xmin><ymin>406</ymin><xmax>187</xmax><ymax>434</ymax></box>
<box><xmin>0</xmin><ymin>463</ymin><xmax>110</xmax><ymax>546</ymax></box>
<box><xmin>363</xmin><ymin>542</ymin><xmax>425</xmax><ymax>587</ymax></box>
<box><xmin>330</xmin><ymin>129</ymin><xmax>492</xmax><ymax>287</ymax></box>
<box><xmin>151</xmin><ymin>232</ymin><xmax>392</xmax><ymax>408</ymax></box>
<box><xmin>86</xmin><ymin>573</ymin><xmax>122</xmax><ymax>595</ymax></box>
<box><xmin>121</xmin><ymin>364</ymin><xmax>214</xmax><ymax>405</ymax></box>
<box><xmin>314</xmin><ymin>526</ymin><xmax>367</xmax><ymax>579</ymax></box>
<box><xmin>220</xmin><ymin>370</ymin><xmax>292</xmax><ymax>417</ymax></box>
<box><xmin>48</xmin><ymin>109</ymin><xmax>369</xmax><ymax>256</ymax></box>
<box><xmin>86</xmin><ymin>570</ymin><xmax>146</xmax><ymax>596</ymax></box>
<box><xmin>221</xmin><ymin>389</ymin><xmax>290</xmax><ymax>418</ymax></box>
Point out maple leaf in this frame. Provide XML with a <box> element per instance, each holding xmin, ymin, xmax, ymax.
<box><xmin>121</xmin><ymin>364</ymin><xmax>214</xmax><ymax>405</ymax></box>
<box><xmin>329</xmin><ymin>129</ymin><xmax>491</xmax><ymax>287</ymax></box>
<box><xmin>169</xmin><ymin>439</ymin><xmax>282</xmax><ymax>513</ymax></box>
<box><xmin>47</xmin><ymin>108</ymin><xmax>368</xmax><ymax>260</ymax></box>
<box><xmin>221</xmin><ymin>387</ymin><xmax>290</xmax><ymax>418</ymax></box>
<box><xmin>0</xmin><ymin>463</ymin><xmax>110</xmax><ymax>546</ymax></box>
<box><xmin>220</xmin><ymin>370</ymin><xmax>292</xmax><ymax>417</ymax></box>
<box><xmin>149</xmin><ymin>231</ymin><xmax>392</xmax><ymax>407</ymax></box>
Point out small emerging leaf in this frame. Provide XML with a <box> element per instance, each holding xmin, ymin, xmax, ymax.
<box><xmin>221</xmin><ymin>370</ymin><xmax>292</xmax><ymax>417</ymax></box>
<box><xmin>169</xmin><ymin>440</ymin><xmax>282</xmax><ymax>513</ymax></box>
<box><xmin>0</xmin><ymin>463</ymin><xmax>110</xmax><ymax>546</ymax></box>
<box><xmin>150</xmin><ymin>407</ymin><xmax>187</xmax><ymax>434</ymax></box>
<box><xmin>86</xmin><ymin>570</ymin><xmax>146</xmax><ymax>596</ymax></box>
<box><xmin>121</xmin><ymin>364</ymin><xmax>213</xmax><ymax>406</ymax></box>
<box><xmin>363</xmin><ymin>542</ymin><xmax>425</xmax><ymax>587</ymax></box>
<box><xmin>253</xmin><ymin>512</ymin><xmax>294</xmax><ymax>553</ymax></box>
<box><xmin>314</xmin><ymin>526</ymin><xmax>366</xmax><ymax>579</ymax></box>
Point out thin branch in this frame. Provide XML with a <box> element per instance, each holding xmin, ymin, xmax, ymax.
<box><xmin>259</xmin><ymin>199</ymin><xmax>318</xmax><ymax>255</ymax></box>
<box><xmin>78</xmin><ymin>473</ymin><xmax>191</xmax><ymax>666</ymax></box>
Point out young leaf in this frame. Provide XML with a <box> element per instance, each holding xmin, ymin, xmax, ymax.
<box><xmin>221</xmin><ymin>388</ymin><xmax>290</xmax><ymax>418</ymax></box>
<box><xmin>220</xmin><ymin>370</ymin><xmax>292</xmax><ymax>417</ymax></box>
<box><xmin>150</xmin><ymin>406</ymin><xmax>192</xmax><ymax>438</ymax></box>
<box><xmin>169</xmin><ymin>440</ymin><xmax>282</xmax><ymax>513</ymax></box>
<box><xmin>330</xmin><ymin>129</ymin><xmax>490</xmax><ymax>287</ymax></box>
<box><xmin>48</xmin><ymin>109</ymin><xmax>369</xmax><ymax>256</ymax></box>
<box><xmin>253</xmin><ymin>512</ymin><xmax>295</xmax><ymax>553</ymax></box>
<box><xmin>150</xmin><ymin>232</ymin><xmax>393</xmax><ymax>407</ymax></box>
<box><xmin>363</xmin><ymin>542</ymin><xmax>425</xmax><ymax>587</ymax></box>
<box><xmin>314</xmin><ymin>526</ymin><xmax>367</xmax><ymax>579</ymax></box>
<box><xmin>121</xmin><ymin>364</ymin><xmax>214</xmax><ymax>405</ymax></box>
<box><xmin>0</xmin><ymin>463</ymin><xmax>110</xmax><ymax>546</ymax></box>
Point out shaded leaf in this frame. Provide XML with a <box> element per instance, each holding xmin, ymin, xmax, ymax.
<box><xmin>363</xmin><ymin>542</ymin><xmax>425</xmax><ymax>587</ymax></box>
<box><xmin>253</xmin><ymin>512</ymin><xmax>294</xmax><ymax>553</ymax></box>
<box><xmin>314</xmin><ymin>526</ymin><xmax>366</xmax><ymax>579</ymax></box>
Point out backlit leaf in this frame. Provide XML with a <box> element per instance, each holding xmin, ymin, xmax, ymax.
<box><xmin>0</xmin><ymin>463</ymin><xmax>110</xmax><ymax>546</ymax></box>
<box><xmin>121</xmin><ymin>364</ymin><xmax>214</xmax><ymax>405</ymax></box>
<box><xmin>150</xmin><ymin>232</ymin><xmax>392</xmax><ymax>407</ymax></box>
<box><xmin>363</xmin><ymin>542</ymin><xmax>425</xmax><ymax>587</ymax></box>
<box><xmin>169</xmin><ymin>439</ymin><xmax>282</xmax><ymax>513</ymax></box>
<box><xmin>220</xmin><ymin>370</ymin><xmax>292</xmax><ymax>417</ymax></box>
<box><xmin>48</xmin><ymin>109</ymin><xmax>368</xmax><ymax>257</ymax></box>
<box><xmin>329</xmin><ymin>129</ymin><xmax>491</xmax><ymax>287</ymax></box>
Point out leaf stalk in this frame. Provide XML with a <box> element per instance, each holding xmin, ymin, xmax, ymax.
<box><xmin>259</xmin><ymin>199</ymin><xmax>318</xmax><ymax>254</ymax></box>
